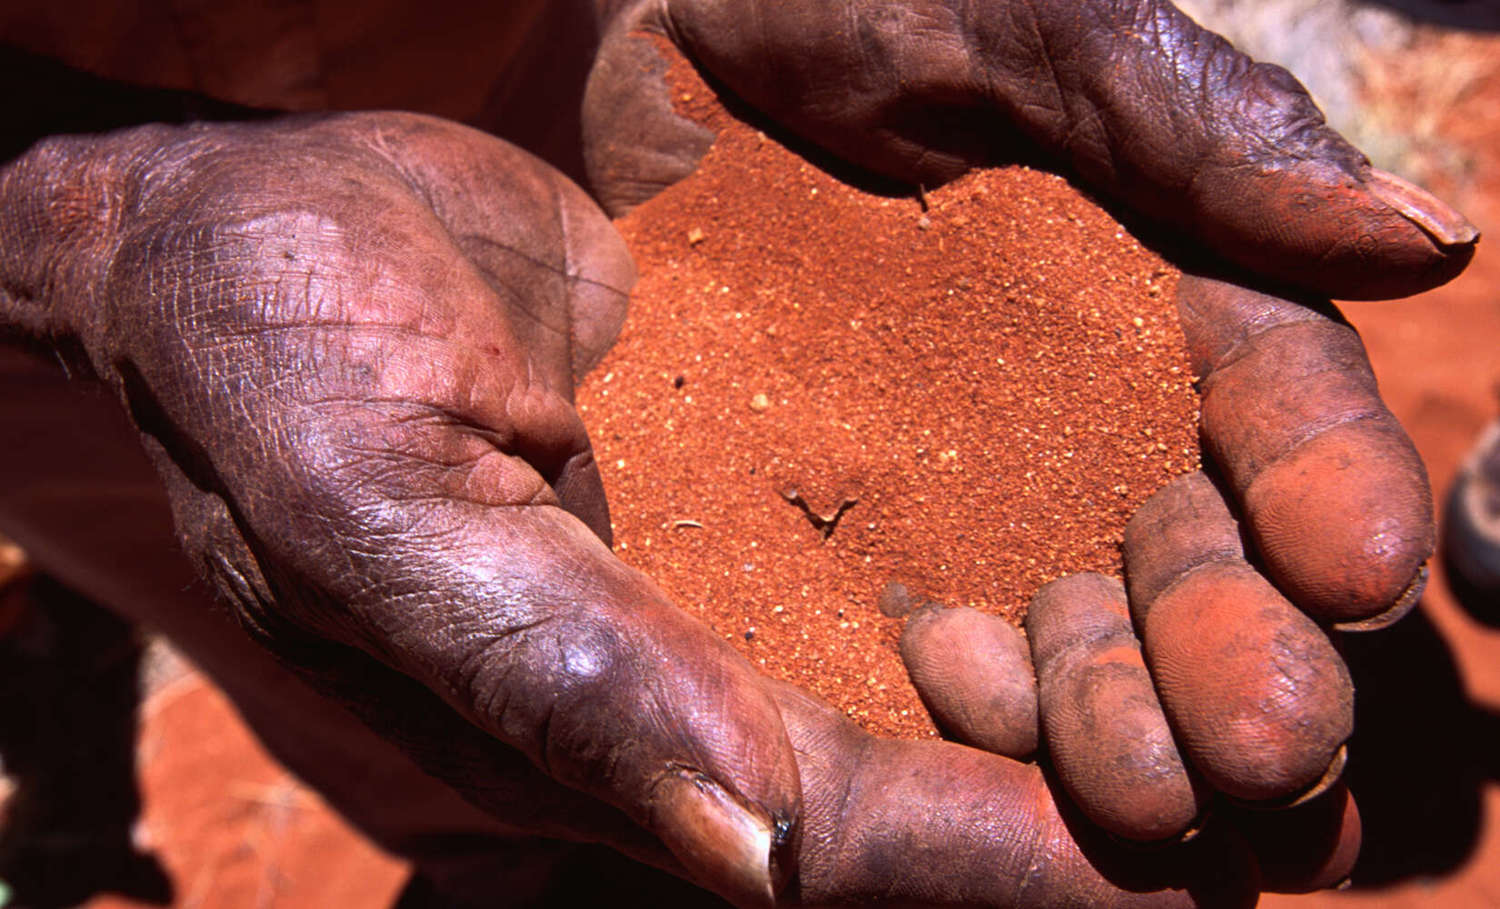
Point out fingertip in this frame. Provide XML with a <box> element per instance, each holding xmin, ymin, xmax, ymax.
<box><xmin>552</xmin><ymin>446</ymin><xmax>614</xmax><ymax>545</ymax></box>
<box><xmin>582</xmin><ymin>12</ymin><xmax>715</xmax><ymax>218</ymax></box>
<box><xmin>1193</xmin><ymin>158</ymin><xmax>1476</xmax><ymax>300</ymax></box>
<box><xmin>1235</xmin><ymin>782</ymin><xmax>1362</xmax><ymax>894</ymax></box>
<box><xmin>1284</xmin><ymin>744</ymin><xmax>1348</xmax><ymax>809</ymax></box>
<box><xmin>899</xmin><ymin>604</ymin><xmax>1039</xmax><ymax>759</ymax></box>
<box><xmin>1124</xmin><ymin>475</ymin><xmax>1354</xmax><ymax>803</ymax></box>
<box><xmin>1243</xmin><ymin>420</ymin><xmax>1434</xmax><ymax>624</ymax></box>
<box><xmin>1177</xmin><ymin>276</ymin><xmax>1435</xmax><ymax>625</ymax></box>
<box><xmin>1365</xmin><ymin>167</ymin><xmax>1479</xmax><ymax>248</ymax></box>
<box><xmin>1331</xmin><ymin>565</ymin><xmax>1425</xmax><ymax>632</ymax></box>
<box><xmin>1138</xmin><ymin>563</ymin><xmax>1353</xmax><ymax>802</ymax></box>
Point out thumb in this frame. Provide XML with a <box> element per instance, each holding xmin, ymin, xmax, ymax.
<box><xmin>583</xmin><ymin>2</ymin><xmax>718</xmax><ymax>218</ymax></box>
<box><xmin>1044</xmin><ymin>0</ymin><xmax>1478</xmax><ymax>300</ymax></box>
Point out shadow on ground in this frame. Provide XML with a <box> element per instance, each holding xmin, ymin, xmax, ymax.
<box><xmin>0</xmin><ymin>577</ymin><xmax>172</xmax><ymax>908</ymax></box>
<box><xmin>1336</xmin><ymin>602</ymin><xmax>1500</xmax><ymax>887</ymax></box>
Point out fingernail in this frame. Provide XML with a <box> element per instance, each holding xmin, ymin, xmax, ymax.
<box><xmin>1283</xmin><ymin>745</ymin><xmax>1349</xmax><ymax>809</ymax></box>
<box><xmin>651</xmin><ymin>771</ymin><xmax>776</xmax><ymax>908</ymax></box>
<box><xmin>1222</xmin><ymin>743</ymin><xmax>1349</xmax><ymax>811</ymax></box>
<box><xmin>1365</xmin><ymin>168</ymin><xmax>1480</xmax><ymax>247</ymax></box>
<box><xmin>1332</xmin><ymin>564</ymin><xmax>1426</xmax><ymax>633</ymax></box>
<box><xmin>1175</xmin><ymin>812</ymin><xmax>1208</xmax><ymax>845</ymax></box>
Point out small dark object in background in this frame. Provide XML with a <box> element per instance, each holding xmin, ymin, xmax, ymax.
<box><xmin>1443</xmin><ymin>418</ymin><xmax>1500</xmax><ymax>624</ymax></box>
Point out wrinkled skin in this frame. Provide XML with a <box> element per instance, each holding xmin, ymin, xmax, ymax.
<box><xmin>585</xmin><ymin>0</ymin><xmax>1475</xmax><ymax>297</ymax></box>
<box><xmin>0</xmin><ymin>113</ymin><xmax>1236</xmax><ymax>908</ymax></box>
<box><xmin>0</xmin><ymin>0</ymin><xmax>1477</xmax><ymax>905</ymax></box>
<box><xmin>1024</xmin><ymin>574</ymin><xmax>1207</xmax><ymax>843</ymax></box>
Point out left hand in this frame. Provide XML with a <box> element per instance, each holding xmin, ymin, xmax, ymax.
<box><xmin>0</xmin><ymin>111</ymin><xmax>1250</xmax><ymax>907</ymax></box>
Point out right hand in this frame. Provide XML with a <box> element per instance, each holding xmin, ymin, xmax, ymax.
<box><xmin>580</xmin><ymin>0</ymin><xmax>1469</xmax><ymax>883</ymax></box>
<box><xmin>0</xmin><ymin>112</ymin><xmax>1251</xmax><ymax>907</ymax></box>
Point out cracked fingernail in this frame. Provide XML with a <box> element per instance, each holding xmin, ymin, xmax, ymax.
<box><xmin>652</xmin><ymin>772</ymin><xmax>776</xmax><ymax>907</ymax></box>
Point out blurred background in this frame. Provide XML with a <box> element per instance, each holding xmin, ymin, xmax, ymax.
<box><xmin>2</xmin><ymin>0</ymin><xmax>1499</xmax><ymax>906</ymax></box>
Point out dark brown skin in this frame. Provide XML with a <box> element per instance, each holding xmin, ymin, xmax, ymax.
<box><xmin>766</xmin><ymin>679</ymin><xmax>1257</xmax><ymax>909</ymax></box>
<box><xmin>1124</xmin><ymin>472</ymin><xmax>1354</xmax><ymax>804</ymax></box>
<box><xmin>590</xmin><ymin>0</ymin><xmax>1446</xmax><ymax>856</ymax></box>
<box><xmin>1025</xmin><ymin>574</ymin><xmax>1204</xmax><ymax>842</ymax></box>
<box><xmin>899</xmin><ymin>605</ymin><xmax>1039</xmax><ymax>759</ymax></box>
<box><xmin>0</xmin><ymin>113</ymin><xmax>1251</xmax><ymax>908</ymax></box>
<box><xmin>0</xmin><ymin>0</ymin><xmax>1477</xmax><ymax>903</ymax></box>
<box><xmin>1180</xmin><ymin>275</ymin><xmax>1434</xmax><ymax>628</ymax></box>
<box><xmin>585</xmin><ymin>0</ymin><xmax>1476</xmax><ymax>298</ymax></box>
<box><xmin>590</xmin><ymin>8</ymin><xmax>1446</xmax><ymax>824</ymax></box>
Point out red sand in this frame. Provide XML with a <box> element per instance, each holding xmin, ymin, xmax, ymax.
<box><xmin>577</xmin><ymin>63</ymin><xmax>1199</xmax><ymax>739</ymax></box>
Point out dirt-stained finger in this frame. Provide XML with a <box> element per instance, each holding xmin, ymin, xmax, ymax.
<box><xmin>899</xmin><ymin>603</ymin><xmax>1039</xmax><ymax>759</ymax></box>
<box><xmin>1125</xmin><ymin>471</ymin><xmax>1354</xmax><ymax>804</ymax></box>
<box><xmin>1178</xmin><ymin>275</ymin><xmax>1433</xmax><ymax>628</ymax></box>
<box><xmin>1026</xmin><ymin>573</ymin><xmax>1205</xmax><ymax>842</ymax></box>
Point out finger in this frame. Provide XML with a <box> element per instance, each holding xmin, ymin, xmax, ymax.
<box><xmin>898</xmin><ymin>603</ymin><xmax>1039</xmax><ymax>759</ymax></box>
<box><xmin>583</xmin><ymin>4</ymin><xmax>719</xmax><ymax>218</ymax></box>
<box><xmin>768</xmin><ymin>680</ymin><xmax>1257</xmax><ymax>908</ymax></box>
<box><xmin>588</xmin><ymin>0</ymin><xmax>1475</xmax><ymax>297</ymax></box>
<box><xmin>1229</xmin><ymin>783</ymin><xmax>1361</xmax><ymax>894</ymax></box>
<box><xmin>1026</xmin><ymin>573</ymin><xmax>1205</xmax><ymax>842</ymax></box>
<box><xmin>1124</xmin><ymin>471</ymin><xmax>1353</xmax><ymax>804</ymax></box>
<box><xmin>1178</xmin><ymin>275</ymin><xmax>1432</xmax><ymax>629</ymax></box>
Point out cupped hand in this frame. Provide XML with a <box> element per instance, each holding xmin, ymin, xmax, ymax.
<box><xmin>0</xmin><ymin>113</ymin><xmax>1252</xmax><ymax>906</ymax></box>
<box><xmin>584</xmin><ymin>0</ymin><xmax>1476</xmax><ymax>299</ymax></box>
<box><xmin>580</xmin><ymin>0</ymin><xmax>1469</xmax><ymax>878</ymax></box>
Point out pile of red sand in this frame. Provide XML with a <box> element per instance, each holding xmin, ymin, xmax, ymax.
<box><xmin>577</xmin><ymin>73</ymin><xmax>1199</xmax><ymax>739</ymax></box>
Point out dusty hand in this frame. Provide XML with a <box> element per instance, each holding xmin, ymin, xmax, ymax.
<box><xmin>581</xmin><ymin>0</ymin><xmax>1469</xmax><ymax>885</ymax></box>
<box><xmin>584</xmin><ymin>0</ymin><xmax>1475</xmax><ymax>298</ymax></box>
<box><xmin>901</xmin><ymin>271</ymin><xmax>1433</xmax><ymax>877</ymax></box>
<box><xmin>0</xmin><ymin>113</ymin><xmax>1255</xmax><ymax>906</ymax></box>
